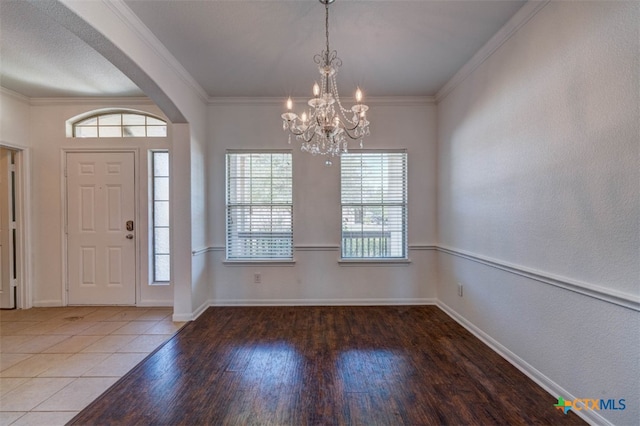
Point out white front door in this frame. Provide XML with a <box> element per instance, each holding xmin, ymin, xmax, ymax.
<box><xmin>67</xmin><ymin>152</ymin><xmax>136</xmax><ymax>305</ymax></box>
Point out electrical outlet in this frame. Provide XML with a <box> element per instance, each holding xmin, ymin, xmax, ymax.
<box><xmin>457</xmin><ymin>283</ymin><xmax>463</xmax><ymax>297</ymax></box>
<box><xmin>253</xmin><ymin>273</ymin><xmax>261</xmax><ymax>284</ymax></box>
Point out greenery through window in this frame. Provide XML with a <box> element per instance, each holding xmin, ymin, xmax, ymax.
<box><xmin>226</xmin><ymin>152</ymin><xmax>293</xmax><ymax>260</ymax></box>
<box><xmin>73</xmin><ymin>112</ymin><xmax>167</xmax><ymax>138</ymax></box>
<box><xmin>341</xmin><ymin>151</ymin><xmax>408</xmax><ymax>259</ymax></box>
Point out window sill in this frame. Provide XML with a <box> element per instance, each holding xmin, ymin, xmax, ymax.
<box><xmin>223</xmin><ymin>259</ymin><xmax>296</xmax><ymax>266</ymax></box>
<box><xmin>338</xmin><ymin>258</ymin><xmax>412</xmax><ymax>266</ymax></box>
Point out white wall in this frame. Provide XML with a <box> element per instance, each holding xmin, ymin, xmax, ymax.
<box><xmin>436</xmin><ymin>2</ymin><xmax>639</xmax><ymax>425</ymax></box>
<box><xmin>27</xmin><ymin>100</ymin><xmax>173</xmax><ymax>306</ymax></box>
<box><xmin>0</xmin><ymin>89</ymin><xmax>31</xmax><ymax>148</ymax></box>
<box><xmin>205</xmin><ymin>101</ymin><xmax>438</xmax><ymax>305</ymax></box>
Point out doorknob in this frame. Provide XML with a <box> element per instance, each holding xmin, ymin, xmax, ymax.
<box><xmin>126</xmin><ymin>234</ymin><xmax>134</xmax><ymax>239</ymax></box>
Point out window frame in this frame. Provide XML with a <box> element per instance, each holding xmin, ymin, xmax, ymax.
<box><xmin>72</xmin><ymin>111</ymin><xmax>167</xmax><ymax>138</ymax></box>
<box><xmin>150</xmin><ymin>150</ymin><xmax>171</xmax><ymax>284</ymax></box>
<box><xmin>225</xmin><ymin>150</ymin><xmax>294</xmax><ymax>263</ymax></box>
<box><xmin>339</xmin><ymin>149</ymin><xmax>409</xmax><ymax>263</ymax></box>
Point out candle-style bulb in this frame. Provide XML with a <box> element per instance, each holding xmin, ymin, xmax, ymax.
<box><xmin>286</xmin><ymin>97</ymin><xmax>293</xmax><ymax>110</ymax></box>
<box><xmin>313</xmin><ymin>82</ymin><xmax>320</xmax><ymax>97</ymax></box>
<box><xmin>301</xmin><ymin>112</ymin><xmax>307</xmax><ymax>122</ymax></box>
<box><xmin>355</xmin><ymin>88</ymin><xmax>363</xmax><ymax>103</ymax></box>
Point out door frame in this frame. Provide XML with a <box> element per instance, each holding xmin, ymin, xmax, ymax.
<box><xmin>0</xmin><ymin>142</ymin><xmax>31</xmax><ymax>309</ymax></box>
<box><xmin>62</xmin><ymin>148</ymin><xmax>140</xmax><ymax>306</ymax></box>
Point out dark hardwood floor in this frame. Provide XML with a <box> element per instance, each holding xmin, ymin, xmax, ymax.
<box><xmin>70</xmin><ymin>306</ymin><xmax>585</xmax><ymax>425</ymax></box>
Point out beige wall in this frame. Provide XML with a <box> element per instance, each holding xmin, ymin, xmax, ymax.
<box><xmin>205</xmin><ymin>100</ymin><xmax>439</xmax><ymax>304</ymax></box>
<box><xmin>436</xmin><ymin>2</ymin><xmax>639</xmax><ymax>425</ymax></box>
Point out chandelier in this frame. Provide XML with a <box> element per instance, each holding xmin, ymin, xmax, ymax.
<box><xmin>281</xmin><ymin>0</ymin><xmax>370</xmax><ymax>165</ymax></box>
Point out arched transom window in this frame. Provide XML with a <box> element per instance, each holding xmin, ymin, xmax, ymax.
<box><xmin>73</xmin><ymin>112</ymin><xmax>167</xmax><ymax>138</ymax></box>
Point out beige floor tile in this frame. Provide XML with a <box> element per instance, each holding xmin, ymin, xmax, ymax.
<box><xmin>0</xmin><ymin>336</ymin><xmax>33</xmax><ymax>353</ymax></box>
<box><xmin>146</xmin><ymin>320</ymin><xmax>185</xmax><ymax>335</ymax></box>
<box><xmin>38</xmin><ymin>353</ymin><xmax>110</xmax><ymax>378</ymax></box>
<box><xmin>9</xmin><ymin>335</ymin><xmax>69</xmax><ymax>354</ymax></box>
<box><xmin>103</xmin><ymin>309</ymin><xmax>149</xmax><ymax>322</ymax></box>
<box><xmin>10</xmin><ymin>411</ymin><xmax>77</xmax><ymax>426</ymax></box>
<box><xmin>34</xmin><ymin>377</ymin><xmax>118</xmax><ymax>411</ymax></box>
<box><xmin>117</xmin><ymin>334</ymin><xmax>172</xmax><ymax>353</ymax></box>
<box><xmin>110</xmin><ymin>320</ymin><xmax>157</xmax><ymax>335</ymax></box>
<box><xmin>77</xmin><ymin>309</ymin><xmax>126</xmax><ymax>322</ymax></box>
<box><xmin>83</xmin><ymin>352</ymin><xmax>147</xmax><ymax>377</ymax></box>
<box><xmin>14</xmin><ymin>320</ymin><xmax>68</xmax><ymax>336</ymax></box>
<box><xmin>0</xmin><ymin>411</ymin><xmax>25</xmax><ymax>426</ymax></box>
<box><xmin>76</xmin><ymin>321</ymin><xmax>128</xmax><ymax>336</ymax></box>
<box><xmin>0</xmin><ymin>322</ymin><xmax>41</xmax><ymax>335</ymax></box>
<box><xmin>41</xmin><ymin>335</ymin><xmax>102</xmax><ymax>354</ymax></box>
<box><xmin>0</xmin><ymin>378</ymin><xmax>29</xmax><ymax>397</ymax></box>
<box><xmin>0</xmin><ymin>354</ymin><xmax>72</xmax><ymax>378</ymax></box>
<box><xmin>134</xmin><ymin>309</ymin><xmax>172</xmax><ymax>321</ymax></box>
<box><xmin>80</xmin><ymin>334</ymin><xmax>137</xmax><ymax>353</ymax></box>
<box><xmin>47</xmin><ymin>321</ymin><xmax>97</xmax><ymax>335</ymax></box>
<box><xmin>0</xmin><ymin>353</ymin><xmax>33</xmax><ymax>372</ymax></box>
<box><xmin>0</xmin><ymin>377</ymin><xmax>73</xmax><ymax>411</ymax></box>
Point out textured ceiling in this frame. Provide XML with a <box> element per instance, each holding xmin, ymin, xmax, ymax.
<box><xmin>0</xmin><ymin>0</ymin><xmax>143</xmax><ymax>98</ymax></box>
<box><xmin>0</xmin><ymin>0</ymin><xmax>525</xmax><ymax>99</ymax></box>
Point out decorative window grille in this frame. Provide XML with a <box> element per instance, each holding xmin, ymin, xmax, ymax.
<box><xmin>341</xmin><ymin>151</ymin><xmax>408</xmax><ymax>259</ymax></box>
<box><xmin>226</xmin><ymin>152</ymin><xmax>293</xmax><ymax>260</ymax></box>
<box><xmin>73</xmin><ymin>112</ymin><xmax>167</xmax><ymax>138</ymax></box>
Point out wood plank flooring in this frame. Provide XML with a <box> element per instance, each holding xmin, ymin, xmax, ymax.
<box><xmin>70</xmin><ymin>306</ymin><xmax>585</xmax><ymax>425</ymax></box>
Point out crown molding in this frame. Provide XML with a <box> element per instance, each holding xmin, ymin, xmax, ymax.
<box><xmin>435</xmin><ymin>0</ymin><xmax>550</xmax><ymax>103</ymax></box>
<box><xmin>0</xmin><ymin>87</ymin><xmax>30</xmax><ymax>104</ymax></box>
<box><xmin>208</xmin><ymin>96</ymin><xmax>435</xmax><ymax>107</ymax></box>
<box><xmin>28</xmin><ymin>96</ymin><xmax>154</xmax><ymax>107</ymax></box>
<box><xmin>101</xmin><ymin>0</ymin><xmax>209</xmax><ymax>105</ymax></box>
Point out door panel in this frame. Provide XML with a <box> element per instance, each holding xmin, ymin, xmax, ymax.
<box><xmin>67</xmin><ymin>152</ymin><xmax>135</xmax><ymax>305</ymax></box>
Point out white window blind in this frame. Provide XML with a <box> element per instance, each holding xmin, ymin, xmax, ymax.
<box><xmin>226</xmin><ymin>152</ymin><xmax>293</xmax><ymax>260</ymax></box>
<box><xmin>341</xmin><ymin>151</ymin><xmax>408</xmax><ymax>259</ymax></box>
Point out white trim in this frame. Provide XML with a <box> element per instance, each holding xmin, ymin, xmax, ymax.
<box><xmin>32</xmin><ymin>299</ymin><xmax>64</xmax><ymax>307</ymax></box>
<box><xmin>209</xmin><ymin>298</ymin><xmax>437</xmax><ymax>307</ymax></box>
<box><xmin>137</xmin><ymin>299</ymin><xmax>173</xmax><ymax>307</ymax></box>
<box><xmin>172</xmin><ymin>298</ymin><xmax>210</xmax><ymax>322</ymax></box>
<box><xmin>409</xmin><ymin>245</ymin><xmax>438</xmax><ymax>251</ymax></box>
<box><xmin>208</xmin><ymin>96</ymin><xmax>435</xmax><ymax>107</ymax></box>
<box><xmin>338</xmin><ymin>259</ymin><xmax>411</xmax><ymax>266</ymax></box>
<box><xmin>438</xmin><ymin>245</ymin><xmax>640</xmax><ymax>312</ymax></box>
<box><xmin>102</xmin><ymin>0</ymin><xmax>209</xmax><ymax>104</ymax></box>
<box><xmin>0</xmin><ymin>87</ymin><xmax>29</xmax><ymax>104</ymax></box>
<box><xmin>62</xmin><ymin>148</ymin><xmax>141</xmax><ymax>306</ymax></box>
<box><xmin>436</xmin><ymin>301</ymin><xmax>611</xmax><ymax>426</ymax></box>
<box><xmin>28</xmin><ymin>97</ymin><xmax>154</xmax><ymax>107</ymax></box>
<box><xmin>436</xmin><ymin>0</ymin><xmax>550</xmax><ymax>103</ymax></box>
<box><xmin>0</xmin><ymin>143</ymin><xmax>32</xmax><ymax>309</ymax></box>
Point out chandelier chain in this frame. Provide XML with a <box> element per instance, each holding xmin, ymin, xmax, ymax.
<box><xmin>281</xmin><ymin>0</ymin><xmax>370</xmax><ymax>162</ymax></box>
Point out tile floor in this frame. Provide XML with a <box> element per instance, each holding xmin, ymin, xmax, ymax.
<box><xmin>0</xmin><ymin>306</ymin><xmax>185</xmax><ymax>426</ymax></box>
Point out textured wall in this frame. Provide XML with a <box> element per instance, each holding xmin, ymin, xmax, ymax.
<box><xmin>437</xmin><ymin>2</ymin><xmax>639</xmax><ymax>424</ymax></box>
<box><xmin>205</xmin><ymin>101</ymin><xmax>438</xmax><ymax>304</ymax></box>
<box><xmin>0</xmin><ymin>90</ymin><xmax>31</xmax><ymax>147</ymax></box>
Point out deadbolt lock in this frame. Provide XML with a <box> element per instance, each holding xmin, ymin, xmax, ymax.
<box><xmin>126</xmin><ymin>220</ymin><xmax>134</xmax><ymax>231</ymax></box>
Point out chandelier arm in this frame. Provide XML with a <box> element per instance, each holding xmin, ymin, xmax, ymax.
<box><xmin>286</xmin><ymin>123</ymin><xmax>306</xmax><ymax>137</ymax></box>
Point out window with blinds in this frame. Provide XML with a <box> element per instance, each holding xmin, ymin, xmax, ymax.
<box><xmin>341</xmin><ymin>151</ymin><xmax>408</xmax><ymax>259</ymax></box>
<box><xmin>226</xmin><ymin>152</ymin><xmax>293</xmax><ymax>260</ymax></box>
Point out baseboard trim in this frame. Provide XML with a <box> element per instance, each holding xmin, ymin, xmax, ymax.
<box><xmin>436</xmin><ymin>301</ymin><xmax>612</xmax><ymax>426</ymax></box>
<box><xmin>32</xmin><ymin>300</ymin><xmax>63</xmax><ymax>307</ymax></box>
<box><xmin>208</xmin><ymin>298</ymin><xmax>437</xmax><ymax>307</ymax></box>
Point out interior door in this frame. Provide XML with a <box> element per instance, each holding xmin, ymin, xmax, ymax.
<box><xmin>67</xmin><ymin>152</ymin><xmax>136</xmax><ymax>305</ymax></box>
<box><xmin>0</xmin><ymin>149</ymin><xmax>14</xmax><ymax>308</ymax></box>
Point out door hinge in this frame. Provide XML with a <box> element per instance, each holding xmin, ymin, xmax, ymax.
<box><xmin>10</xmin><ymin>279</ymin><xmax>17</xmax><ymax>288</ymax></box>
<box><xmin>9</xmin><ymin>165</ymin><xmax>15</xmax><ymax>172</ymax></box>
<box><xmin>10</xmin><ymin>222</ymin><xmax>17</xmax><ymax>230</ymax></box>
